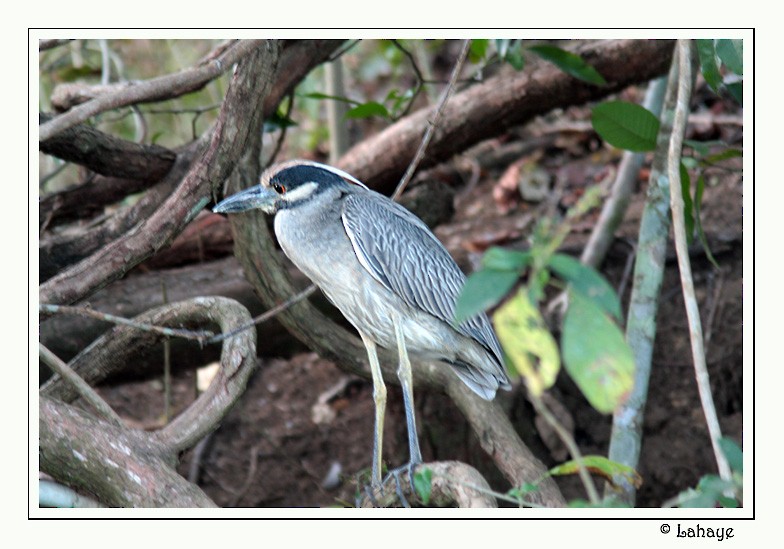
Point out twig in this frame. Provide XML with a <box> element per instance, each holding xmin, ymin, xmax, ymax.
<box><xmin>40</xmin><ymin>303</ymin><xmax>215</xmax><ymax>342</ymax></box>
<box><xmin>40</xmin><ymin>39</ymin><xmax>264</xmax><ymax>140</ymax></box>
<box><xmin>206</xmin><ymin>284</ymin><xmax>316</xmax><ymax>344</ymax></box>
<box><xmin>391</xmin><ymin>39</ymin><xmax>471</xmax><ymax>201</ymax></box>
<box><xmin>327</xmin><ymin>40</ymin><xmax>360</xmax><ymax>62</ymax></box>
<box><xmin>39</xmin><ymin>343</ymin><xmax>124</xmax><ymax>427</ymax></box>
<box><xmin>263</xmin><ymin>92</ymin><xmax>294</xmax><ymax>169</ymax></box>
<box><xmin>530</xmin><ymin>394</ymin><xmax>600</xmax><ymax>504</ymax></box>
<box><xmin>667</xmin><ymin>39</ymin><xmax>731</xmax><ymax>481</ymax></box>
<box><xmin>229</xmin><ymin>442</ymin><xmax>265</xmax><ymax>506</ymax></box>
<box><xmin>389</xmin><ymin>39</ymin><xmax>425</xmax><ymax>118</ymax></box>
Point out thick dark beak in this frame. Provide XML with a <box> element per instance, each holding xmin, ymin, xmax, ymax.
<box><xmin>213</xmin><ymin>186</ymin><xmax>278</xmax><ymax>214</ymax></box>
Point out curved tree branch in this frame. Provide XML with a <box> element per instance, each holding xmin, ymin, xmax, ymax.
<box><xmin>39</xmin><ymin>39</ymin><xmax>265</xmax><ymax>140</ymax></box>
<box><xmin>40</xmin><ymin>296</ymin><xmax>257</xmax><ymax>507</ymax></box>
<box><xmin>40</xmin><ymin>396</ymin><xmax>217</xmax><ymax>507</ymax></box>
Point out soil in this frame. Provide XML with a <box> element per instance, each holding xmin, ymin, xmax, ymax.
<box><xmin>94</xmin><ymin>95</ymin><xmax>744</xmax><ymax>508</ymax></box>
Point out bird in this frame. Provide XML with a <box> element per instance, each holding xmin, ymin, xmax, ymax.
<box><xmin>214</xmin><ymin>159</ymin><xmax>511</xmax><ymax>499</ymax></box>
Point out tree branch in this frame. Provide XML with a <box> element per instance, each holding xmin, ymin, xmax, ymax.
<box><xmin>338</xmin><ymin>39</ymin><xmax>675</xmax><ymax>195</ymax></box>
<box><xmin>39</xmin><ymin>41</ymin><xmax>280</xmax><ymax>306</ymax></box>
<box><xmin>39</xmin><ymin>39</ymin><xmax>265</xmax><ymax>140</ymax></box>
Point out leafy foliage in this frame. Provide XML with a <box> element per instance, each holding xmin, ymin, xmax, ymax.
<box><xmin>547</xmin><ymin>455</ymin><xmax>642</xmax><ymax>489</ymax></box>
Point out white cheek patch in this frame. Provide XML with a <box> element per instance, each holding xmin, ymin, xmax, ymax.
<box><xmin>281</xmin><ymin>181</ymin><xmax>319</xmax><ymax>203</ymax></box>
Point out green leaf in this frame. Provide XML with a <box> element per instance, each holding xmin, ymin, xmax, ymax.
<box><xmin>494</xmin><ymin>39</ymin><xmax>511</xmax><ymax>58</ymax></box>
<box><xmin>528</xmin><ymin>45</ymin><xmax>607</xmax><ymax>86</ymax></box>
<box><xmin>505</xmin><ymin>49</ymin><xmax>525</xmax><ymax>71</ymax></box>
<box><xmin>454</xmin><ymin>269</ymin><xmax>519</xmax><ymax>324</ymax></box>
<box><xmin>263</xmin><ymin>111</ymin><xmax>298</xmax><ymax>133</ymax></box>
<box><xmin>507</xmin><ymin>482</ymin><xmax>539</xmax><ymax>500</ymax></box>
<box><xmin>481</xmin><ymin>247</ymin><xmax>532</xmax><ymax>271</ymax></box>
<box><xmin>562</xmin><ymin>289</ymin><xmax>634</xmax><ymax>414</ymax></box>
<box><xmin>301</xmin><ymin>91</ymin><xmax>360</xmax><ymax>105</ymax></box>
<box><xmin>469</xmin><ymin>39</ymin><xmax>490</xmax><ymax>63</ymax></box>
<box><xmin>684</xmin><ymin>139</ymin><xmax>727</xmax><ymax>157</ymax></box>
<box><xmin>719</xmin><ymin>437</ymin><xmax>743</xmax><ymax>473</ymax></box>
<box><xmin>413</xmin><ymin>467</ymin><xmax>432</xmax><ymax>505</ymax></box>
<box><xmin>680</xmin><ymin>162</ymin><xmax>695</xmax><ymax>244</ymax></box>
<box><xmin>592</xmin><ymin>101</ymin><xmax>660</xmax><ymax>152</ymax></box>
<box><xmin>725</xmin><ymin>81</ymin><xmax>743</xmax><ymax>105</ymax></box>
<box><xmin>495</xmin><ymin>39</ymin><xmax>524</xmax><ymax>70</ymax></box>
<box><xmin>547</xmin><ymin>254</ymin><xmax>622</xmax><ymax>321</ymax></box>
<box><xmin>547</xmin><ymin>455</ymin><xmax>642</xmax><ymax>489</ymax></box>
<box><xmin>716</xmin><ymin>39</ymin><xmax>743</xmax><ymax>75</ymax></box>
<box><xmin>345</xmin><ymin>101</ymin><xmax>390</xmax><ymax>120</ymax></box>
<box><xmin>493</xmin><ymin>290</ymin><xmax>560</xmax><ymax>396</ymax></box>
<box><xmin>695</xmin><ymin>39</ymin><xmax>722</xmax><ymax>92</ymax></box>
<box><xmin>703</xmin><ymin>148</ymin><xmax>743</xmax><ymax>165</ymax></box>
<box><xmin>694</xmin><ymin>174</ymin><xmax>720</xmax><ymax>269</ymax></box>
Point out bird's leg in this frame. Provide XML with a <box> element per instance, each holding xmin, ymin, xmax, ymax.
<box><xmin>358</xmin><ymin>330</ymin><xmax>386</xmax><ymax>489</ymax></box>
<box><xmin>385</xmin><ymin>313</ymin><xmax>422</xmax><ymax>499</ymax></box>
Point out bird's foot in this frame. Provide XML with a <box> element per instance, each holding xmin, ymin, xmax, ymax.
<box><xmin>381</xmin><ymin>460</ymin><xmax>422</xmax><ymax>508</ymax></box>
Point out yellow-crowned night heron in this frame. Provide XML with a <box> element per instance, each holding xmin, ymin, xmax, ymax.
<box><xmin>214</xmin><ymin>160</ymin><xmax>510</xmax><ymax>495</ymax></box>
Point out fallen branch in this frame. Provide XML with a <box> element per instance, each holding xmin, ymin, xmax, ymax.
<box><xmin>359</xmin><ymin>461</ymin><xmax>498</xmax><ymax>508</ymax></box>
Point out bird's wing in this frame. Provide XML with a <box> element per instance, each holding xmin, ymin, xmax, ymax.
<box><xmin>341</xmin><ymin>191</ymin><xmax>504</xmax><ymax>365</ymax></box>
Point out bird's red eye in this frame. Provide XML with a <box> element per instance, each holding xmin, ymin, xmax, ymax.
<box><xmin>273</xmin><ymin>183</ymin><xmax>286</xmax><ymax>194</ymax></box>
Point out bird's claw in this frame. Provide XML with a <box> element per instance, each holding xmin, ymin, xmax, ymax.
<box><xmin>382</xmin><ymin>461</ymin><xmax>421</xmax><ymax>508</ymax></box>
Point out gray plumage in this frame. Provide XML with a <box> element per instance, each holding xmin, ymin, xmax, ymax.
<box><xmin>214</xmin><ymin>160</ymin><xmax>511</xmax><ymax>492</ymax></box>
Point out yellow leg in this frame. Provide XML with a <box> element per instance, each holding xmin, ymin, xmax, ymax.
<box><xmin>359</xmin><ymin>330</ymin><xmax>386</xmax><ymax>488</ymax></box>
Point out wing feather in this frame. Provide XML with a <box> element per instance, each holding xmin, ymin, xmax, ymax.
<box><xmin>341</xmin><ymin>192</ymin><xmax>504</xmax><ymax>366</ymax></box>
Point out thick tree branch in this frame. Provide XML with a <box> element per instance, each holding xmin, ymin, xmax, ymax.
<box><xmin>338</xmin><ymin>39</ymin><xmax>675</xmax><ymax>195</ymax></box>
<box><xmin>39</xmin><ymin>112</ymin><xmax>176</xmax><ymax>180</ymax></box>
<box><xmin>40</xmin><ymin>396</ymin><xmax>217</xmax><ymax>507</ymax></box>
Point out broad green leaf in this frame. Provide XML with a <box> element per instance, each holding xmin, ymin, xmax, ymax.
<box><xmin>469</xmin><ymin>39</ymin><xmax>490</xmax><ymax>63</ymax></box>
<box><xmin>495</xmin><ymin>39</ymin><xmax>524</xmax><ymax>70</ymax></box>
<box><xmin>507</xmin><ymin>482</ymin><xmax>539</xmax><ymax>500</ymax></box>
<box><xmin>674</xmin><ymin>488</ymin><xmax>719</xmax><ymax>508</ymax></box>
<box><xmin>562</xmin><ymin>289</ymin><xmax>634</xmax><ymax>413</ymax></box>
<box><xmin>680</xmin><ymin>162</ymin><xmax>695</xmax><ymax>244</ymax></box>
<box><xmin>719</xmin><ymin>437</ymin><xmax>743</xmax><ymax>473</ymax></box>
<box><xmin>592</xmin><ymin>101</ymin><xmax>660</xmax><ymax>152</ymax></box>
<box><xmin>493</xmin><ymin>290</ymin><xmax>560</xmax><ymax>395</ymax></box>
<box><xmin>454</xmin><ymin>269</ymin><xmax>519</xmax><ymax>324</ymax></box>
<box><xmin>726</xmin><ymin>81</ymin><xmax>743</xmax><ymax>105</ymax></box>
<box><xmin>694</xmin><ymin>175</ymin><xmax>720</xmax><ymax>269</ymax></box>
<box><xmin>481</xmin><ymin>247</ymin><xmax>532</xmax><ymax>271</ymax></box>
<box><xmin>547</xmin><ymin>455</ymin><xmax>642</xmax><ymax>489</ymax></box>
<box><xmin>413</xmin><ymin>467</ymin><xmax>432</xmax><ymax>505</ymax></box>
<box><xmin>716</xmin><ymin>39</ymin><xmax>743</xmax><ymax>75</ymax></box>
<box><xmin>547</xmin><ymin>254</ymin><xmax>622</xmax><ymax>321</ymax></box>
<box><xmin>684</xmin><ymin>139</ymin><xmax>727</xmax><ymax>157</ymax></box>
<box><xmin>695</xmin><ymin>39</ymin><xmax>722</xmax><ymax>92</ymax></box>
<box><xmin>528</xmin><ymin>45</ymin><xmax>607</xmax><ymax>86</ymax></box>
<box><xmin>345</xmin><ymin>101</ymin><xmax>390</xmax><ymax>120</ymax></box>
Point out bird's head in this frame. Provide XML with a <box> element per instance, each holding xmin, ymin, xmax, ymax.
<box><xmin>213</xmin><ymin>159</ymin><xmax>369</xmax><ymax>215</ymax></box>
